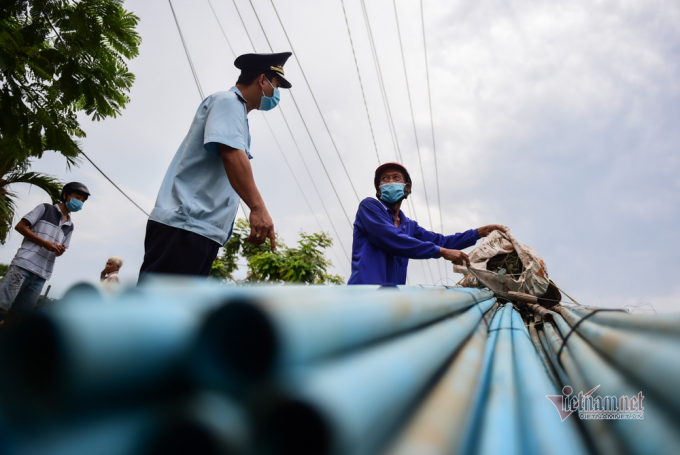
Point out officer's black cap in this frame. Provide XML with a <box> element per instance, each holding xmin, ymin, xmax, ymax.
<box><xmin>234</xmin><ymin>52</ymin><xmax>293</xmax><ymax>89</ymax></box>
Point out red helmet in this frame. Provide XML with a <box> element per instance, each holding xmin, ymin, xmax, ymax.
<box><xmin>374</xmin><ymin>162</ymin><xmax>412</xmax><ymax>199</ymax></box>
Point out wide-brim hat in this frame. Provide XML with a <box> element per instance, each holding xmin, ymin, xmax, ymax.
<box><xmin>234</xmin><ymin>52</ymin><xmax>293</xmax><ymax>89</ymax></box>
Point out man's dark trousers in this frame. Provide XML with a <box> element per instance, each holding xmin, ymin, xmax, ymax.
<box><xmin>138</xmin><ymin>220</ymin><xmax>220</xmax><ymax>282</ymax></box>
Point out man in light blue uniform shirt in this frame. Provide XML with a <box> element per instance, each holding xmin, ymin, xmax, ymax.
<box><xmin>139</xmin><ymin>53</ymin><xmax>293</xmax><ymax>279</ymax></box>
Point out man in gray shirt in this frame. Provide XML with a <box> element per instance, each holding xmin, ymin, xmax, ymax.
<box><xmin>0</xmin><ymin>182</ymin><xmax>90</xmax><ymax>323</ymax></box>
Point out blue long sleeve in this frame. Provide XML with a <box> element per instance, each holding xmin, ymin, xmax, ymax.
<box><xmin>355</xmin><ymin>199</ymin><xmax>440</xmax><ymax>260</ymax></box>
<box><xmin>412</xmin><ymin>223</ymin><xmax>480</xmax><ymax>250</ymax></box>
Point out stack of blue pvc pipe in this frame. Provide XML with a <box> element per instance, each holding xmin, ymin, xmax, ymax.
<box><xmin>0</xmin><ymin>278</ymin><xmax>677</xmax><ymax>455</ymax></box>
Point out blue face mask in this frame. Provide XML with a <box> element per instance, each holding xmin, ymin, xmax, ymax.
<box><xmin>259</xmin><ymin>78</ymin><xmax>280</xmax><ymax>111</ymax></box>
<box><xmin>379</xmin><ymin>183</ymin><xmax>406</xmax><ymax>204</ymax></box>
<box><xmin>66</xmin><ymin>198</ymin><xmax>83</xmax><ymax>212</ymax></box>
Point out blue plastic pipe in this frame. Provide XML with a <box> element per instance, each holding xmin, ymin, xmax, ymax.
<box><xmin>476</xmin><ymin>304</ymin><xmax>522</xmax><ymax>455</ymax></box>
<box><xmin>509</xmin><ymin>309</ymin><xmax>587</xmax><ymax>455</ymax></box>
<box><xmin>552</xmin><ymin>314</ymin><xmax>680</xmax><ymax>455</ymax></box>
<box><xmin>567</xmin><ymin>308</ymin><xmax>680</xmax><ymax>335</ymax></box>
<box><xmin>1</xmin><ymin>392</ymin><xmax>248</xmax><ymax>455</ymax></box>
<box><xmin>527</xmin><ymin>321</ymin><xmax>560</xmax><ymax>389</ymax></box>
<box><xmin>266</xmin><ymin>297</ymin><xmax>496</xmax><ymax>455</ymax></box>
<box><xmin>542</xmin><ymin>321</ymin><xmax>623</xmax><ymax>455</ymax></box>
<box><xmin>197</xmin><ymin>287</ymin><xmax>493</xmax><ymax>381</ymax></box>
<box><xmin>385</xmin><ymin>303</ymin><xmax>496</xmax><ymax>455</ymax></box>
<box><xmin>557</xmin><ymin>306</ymin><xmax>680</xmax><ymax>416</ymax></box>
<box><xmin>0</xmin><ymin>299</ymin><xmax>207</xmax><ymax>418</ymax></box>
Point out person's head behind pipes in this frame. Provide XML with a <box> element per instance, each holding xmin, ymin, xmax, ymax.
<box><xmin>105</xmin><ymin>257</ymin><xmax>123</xmax><ymax>274</ymax></box>
<box><xmin>374</xmin><ymin>162</ymin><xmax>412</xmax><ymax>204</ymax></box>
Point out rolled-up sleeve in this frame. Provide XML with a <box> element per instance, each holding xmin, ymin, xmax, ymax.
<box><xmin>356</xmin><ymin>199</ymin><xmax>440</xmax><ymax>259</ymax></box>
<box><xmin>413</xmin><ymin>223</ymin><xmax>480</xmax><ymax>250</ymax></box>
<box><xmin>203</xmin><ymin>96</ymin><xmax>251</xmax><ymax>158</ymax></box>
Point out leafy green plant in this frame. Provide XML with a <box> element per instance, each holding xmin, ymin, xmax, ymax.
<box><xmin>0</xmin><ymin>0</ymin><xmax>141</xmax><ymax>243</ymax></box>
<box><xmin>210</xmin><ymin>218</ymin><xmax>344</xmax><ymax>285</ymax></box>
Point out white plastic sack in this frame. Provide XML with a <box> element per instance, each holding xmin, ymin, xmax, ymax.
<box><xmin>453</xmin><ymin>229</ymin><xmax>551</xmax><ymax>297</ymax></box>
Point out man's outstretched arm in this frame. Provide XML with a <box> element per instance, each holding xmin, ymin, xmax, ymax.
<box><xmin>219</xmin><ymin>144</ymin><xmax>276</xmax><ymax>250</ymax></box>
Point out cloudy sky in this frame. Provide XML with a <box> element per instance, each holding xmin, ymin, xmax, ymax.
<box><xmin>2</xmin><ymin>0</ymin><xmax>679</xmax><ymax>312</ymax></box>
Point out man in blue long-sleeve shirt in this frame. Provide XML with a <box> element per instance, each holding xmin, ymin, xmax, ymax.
<box><xmin>348</xmin><ymin>162</ymin><xmax>506</xmax><ymax>285</ymax></box>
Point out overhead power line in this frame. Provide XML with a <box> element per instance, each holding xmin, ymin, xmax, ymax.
<box><xmin>419</xmin><ymin>0</ymin><xmax>449</xmax><ymax>283</ymax></box>
<box><xmin>209</xmin><ymin>0</ymin><xmax>351</xmax><ymax>265</ymax></box>
<box><xmin>358</xmin><ymin>0</ymin><xmax>401</xmax><ymax>164</ymax></box>
<box><xmin>230</xmin><ymin>0</ymin><xmax>256</xmax><ymax>51</ymax></box>
<box><xmin>391</xmin><ymin>0</ymin><xmax>443</xmax><ymax>284</ymax></box>
<box><xmin>391</xmin><ymin>0</ymin><xmax>434</xmax><ymax>233</ymax></box>
<box><xmin>344</xmin><ymin>0</ymin><xmax>435</xmax><ymax>285</ymax></box>
<box><xmin>242</xmin><ymin>0</ymin><xmax>356</xmax><ymax>232</ymax></box>
<box><xmin>171</xmin><ymin>0</ymin><xmax>250</xmax><ymax>220</ymax></box>
<box><xmin>338</xmin><ymin>0</ymin><xmax>380</xmax><ymax>165</ymax></box>
<box><xmin>274</xmin><ymin>107</ymin><xmax>352</xmax><ymax>261</ymax></box>
<box><xmin>263</xmin><ymin>116</ymin><xmax>349</xmax><ymax>274</ymax></box>
<box><xmin>207</xmin><ymin>0</ymin><xmax>235</xmax><ymax>57</ymax></box>
<box><xmin>40</xmin><ymin>7</ymin><xmax>151</xmax><ymax>219</ymax></box>
<box><xmin>268</xmin><ymin>0</ymin><xmax>361</xmax><ymax>203</ymax></box>
<box><xmin>358</xmin><ymin>0</ymin><xmax>436</xmax><ymax>285</ymax></box>
<box><xmin>168</xmin><ymin>0</ymin><xmax>204</xmax><ymax>100</ymax></box>
<box><xmin>81</xmin><ymin>152</ymin><xmax>149</xmax><ymax>217</ymax></box>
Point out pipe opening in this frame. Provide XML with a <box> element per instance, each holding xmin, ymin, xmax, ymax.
<box><xmin>148</xmin><ymin>422</ymin><xmax>220</xmax><ymax>455</ymax></box>
<box><xmin>267</xmin><ymin>399</ymin><xmax>331</xmax><ymax>455</ymax></box>
<box><xmin>202</xmin><ymin>300</ymin><xmax>277</xmax><ymax>379</ymax></box>
<box><xmin>0</xmin><ymin>315</ymin><xmax>62</xmax><ymax>397</ymax></box>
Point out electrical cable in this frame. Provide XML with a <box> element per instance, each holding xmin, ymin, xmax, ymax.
<box><xmin>171</xmin><ymin>1</ymin><xmax>248</xmax><ymax>219</ymax></box>
<box><xmin>168</xmin><ymin>0</ymin><xmax>204</xmax><ymax>100</ymax></box>
<box><xmin>358</xmin><ymin>0</ymin><xmax>435</xmax><ymax>285</ymax></box>
<box><xmin>40</xmin><ymin>8</ymin><xmax>150</xmax><ymax>219</ymax></box>
<box><xmin>80</xmin><ymin>152</ymin><xmax>149</xmax><ymax>217</ymax></box>
<box><xmin>214</xmin><ymin>0</ymin><xmax>352</xmax><ymax>266</ymax></box>
<box><xmin>230</xmin><ymin>0</ymin><xmax>256</xmax><ymax>51</ymax></box>
<box><xmin>338</xmin><ymin>0</ymin><xmax>380</xmax><ymax>164</ymax></box>
<box><xmin>391</xmin><ymin>0</ymin><xmax>434</xmax><ymax>233</ymax></box>
<box><xmin>275</xmin><ymin>108</ymin><xmax>352</xmax><ymax>263</ymax></box>
<box><xmin>207</xmin><ymin>0</ymin><xmax>236</xmax><ymax>57</ymax></box>
<box><xmin>267</xmin><ymin>0</ymin><xmax>361</xmax><ymax>202</ymax></box>
<box><xmin>262</xmin><ymin>116</ymin><xmax>348</xmax><ymax>275</ymax></box>
<box><xmin>361</xmin><ymin>0</ymin><xmax>401</xmax><ymax>164</ymax></box>
<box><xmin>357</xmin><ymin>0</ymin><xmax>399</xmax><ymax>165</ymax></box>
<box><xmin>358</xmin><ymin>0</ymin><xmax>414</xmax><ymax>220</ymax></box>
<box><xmin>243</xmin><ymin>0</ymin><xmax>361</xmax><ymax>204</ymax></box>
<box><xmin>243</xmin><ymin>0</ymin><xmax>355</xmax><ymax>231</ymax></box>
<box><xmin>391</xmin><ymin>0</ymin><xmax>442</xmax><ymax>284</ymax></box>
<box><xmin>420</xmin><ymin>0</ymin><xmax>447</xmax><ymax>283</ymax></box>
<box><xmin>176</xmin><ymin>1</ymin><xmax>346</xmax><ymax>276</ymax></box>
<box><xmin>359</xmin><ymin>0</ymin><xmax>434</xmax><ymax>284</ymax></box>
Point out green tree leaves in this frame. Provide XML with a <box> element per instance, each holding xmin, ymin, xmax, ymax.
<box><xmin>210</xmin><ymin>218</ymin><xmax>344</xmax><ymax>285</ymax></box>
<box><xmin>0</xmin><ymin>1</ymin><xmax>140</xmax><ymax>243</ymax></box>
<box><xmin>1</xmin><ymin>0</ymin><xmax>141</xmax><ymax>161</ymax></box>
